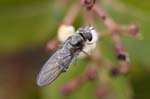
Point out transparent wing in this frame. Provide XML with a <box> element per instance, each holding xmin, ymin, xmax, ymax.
<box><xmin>36</xmin><ymin>47</ymin><xmax>73</xmax><ymax>86</ymax></box>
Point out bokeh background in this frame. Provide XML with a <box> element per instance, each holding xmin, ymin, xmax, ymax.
<box><xmin>0</xmin><ymin>0</ymin><xmax>150</xmax><ymax>99</ymax></box>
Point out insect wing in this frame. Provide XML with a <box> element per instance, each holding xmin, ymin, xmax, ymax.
<box><xmin>36</xmin><ymin>46</ymin><xmax>73</xmax><ymax>86</ymax></box>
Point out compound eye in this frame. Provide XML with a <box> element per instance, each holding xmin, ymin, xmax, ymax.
<box><xmin>87</xmin><ymin>29</ymin><xmax>98</xmax><ymax>44</ymax></box>
<box><xmin>85</xmin><ymin>32</ymin><xmax>92</xmax><ymax>41</ymax></box>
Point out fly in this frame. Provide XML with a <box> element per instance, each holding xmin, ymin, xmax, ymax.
<box><xmin>36</xmin><ymin>26</ymin><xmax>97</xmax><ymax>86</ymax></box>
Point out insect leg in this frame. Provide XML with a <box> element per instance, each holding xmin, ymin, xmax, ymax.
<box><xmin>81</xmin><ymin>50</ymin><xmax>90</xmax><ymax>57</ymax></box>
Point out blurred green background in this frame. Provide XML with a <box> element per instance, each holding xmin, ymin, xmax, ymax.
<box><xmin>0</xmin><ymin>0</ymin><xmax>149</xmax><ymax>99</ymax></box>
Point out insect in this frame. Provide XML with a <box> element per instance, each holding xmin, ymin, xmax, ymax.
<box><xmin>36</xmin><ymin>26</ymin><xmax>97</xmax><ymax>86</ymax></box>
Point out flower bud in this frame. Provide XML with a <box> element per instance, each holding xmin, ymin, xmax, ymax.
<box><xmin>46</xmin><ymin>39</ymin><xmax>58</xmax><ymax>54</ymax></box>
<box><xmin>110</xmin><ymin>67</ymin><xmax>119</xmax><ymax>76</ymax></box>
<box><xmin>127</xmin><ymin>23</ymin><xmax>140</xmax><ymax>36</ymax></box>
<box><xmin>57</xmin><ymin>25</ymin><xmax>75</xmax><ymax>42</ymax></box>
<box><xmin>81</xmin><ymin>0</ymin><xmax>96</xmax><ymax>10</ymax></box>
<box><xmin>86</xmin><ymin>69</ymin><xmax>97</xmax><ymax>81</ymax></box>
<box><xmin>95</xmin><ymin>87</ymin><xmax>108</xmax><ymax>99</ymax></box>
<box><xmin>60</xmin><ymin>80</ymin><xmax>78</xmax><ymax>96</ymax></box>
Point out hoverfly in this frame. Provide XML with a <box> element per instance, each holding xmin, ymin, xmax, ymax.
<box><xmin>36</xmin><ymin>26</ymin><xmax>97</xmax><ymax>86</ymax></box>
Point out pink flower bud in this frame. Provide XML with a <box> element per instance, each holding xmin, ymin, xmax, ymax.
<box><xmin>60</xmin><ymin>80</ymin><xmax>78</xmax><ymax>96</ymax></box>
<box><xmin>119</xmin><ymin>63</ymin><xmax>129</xmax><ymax>75</ymax></box>
<box><xmin>110</xmin><ymin>67</ymin><xmax>119</xmax><ymax>76</ymax></box>
<box><xmin>81</xmin><ymin>0</ymin><xmax>96</xmax><ymax>10</ymax></box>
<box><xmin>128</xmin><ymin>23</ymin><xmax>140</xmax><ymax>36</ymax></box>
<box><xmin>86</xmin><ymin>69</ymin><xmax>97</xmax><ymax>81</ymax></box>
<box><xmin>95</xmin><ymin>87</ymin><xmax>108</xmax><ymax>99</ymax></box>
<box><xmin>46</xmin><ymin>39</ymin><xmax>58</xmax><ymax>54</ymax></box>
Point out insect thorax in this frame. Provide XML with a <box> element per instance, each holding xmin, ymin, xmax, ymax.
<box><xmin>67</xmin><ymin>33</ymin><xmax>85</xmax><ymax>53</ymax></box>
